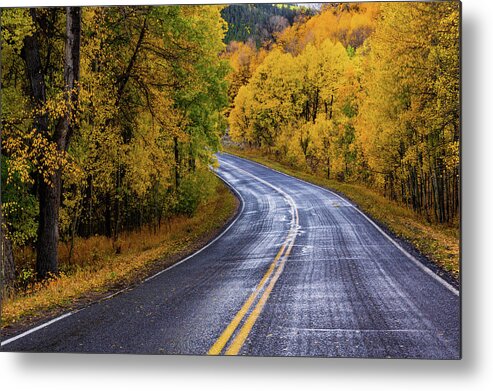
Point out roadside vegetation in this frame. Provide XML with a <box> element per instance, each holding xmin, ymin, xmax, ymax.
<box><xmin>0</xmin><ymin>5</ymin><xmax>231</xmax><ymax>326</ymax></box>
<box><xmin>1</xmin><ymin>7</ymin><xmax>228</xmax><ymax>286</ymax></box>
<box><xmin>2</xmin><ymin>173</ymin><xmax>237</xmax><ymax>329</ymax></box>
<box><xmin>223</xmin><ymin>2</ymin><xmax>459</xmax><ymax>278</ymax></box>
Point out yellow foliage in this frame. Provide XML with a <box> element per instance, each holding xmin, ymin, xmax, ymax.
<box><xmin>228</xmin><ymin>2</ymin><xmax>459</xmax><ymax>224</ymax></box>
<box><xmin>276</xmin><ymin>3</ymin><xmax>379</xmax><ymax>54</ymax></box>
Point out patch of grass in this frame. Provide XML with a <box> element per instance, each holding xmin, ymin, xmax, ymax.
<box><xmin>224</xmin><ymin>146</ymin><xmax>459</xmax><ymax>279</ymax></box>
<box><xmin>1</xmin><ymin>173</ymin><xmax>238</xmax><ymax>329</ymax></box>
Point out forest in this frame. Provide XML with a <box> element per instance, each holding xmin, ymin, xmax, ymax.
<box><xmin>0</xmin><ymin>6</ymin><xmax>229</xmax><ymax>294</ymax></box>
<box><xmin>0</xmin><ymin>2</ymin><xmax>460</xmax><ymax>311</ymax></box>
<box><xmin>227</xmin><ymin>2</ymin><xmax>460</xmax><ymax>226</ymax></box>
<box><xmin>220</xmin><ymin>3</ymin><xmax>314</xmax><ymax>46</ymax></box>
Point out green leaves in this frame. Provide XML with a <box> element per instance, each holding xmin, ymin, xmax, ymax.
<box><xmin>2</xmin><ymin>5</ymin><xmax>230</xmax><ymax>255</ymax></box>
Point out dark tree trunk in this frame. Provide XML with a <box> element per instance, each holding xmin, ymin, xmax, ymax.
<box><xmin>36</xmin><ymin>174</ymin><xmax>61</xmax><ymax>277</ymax></box>
<box><xmin>21</xmin><ymin>10</ymin><xmax>55</xmax><ymax>278</ymax></box>
<box><xmin>21</xmin><ymin>10</ymin><xmax>49</xmax><ymax>135</ymax></box>
<box><xmin>1</xmin><ymin>212</ymin><xmax>15</xmax><ymax>326</ymax></box>
<box><xmin>174</xmin><ymin>136</ymin><xmax>180</xmax><ymax>188</ymax></box>
<box><xmin>105</xmin><ymin>192</ymin><xmax>112</xmax><ymax>237</ymax></box>
<box><xmin>58</xmin><ymin>6</ymin><xmax>81</xmax><ymax>151</ymax></box>
<box><xmin>329</xmin><ymin>95</ymin><xmax>334</xmax><ymax>120</ymax></box>
<box><xmin>22</xmin><ymin>8</ymin><xmax>81</xmax><ymax>279</ymax></box>
<box><xmin>312</xmin><ymin>89</ymin><xmax>319</xmax><ymax>123</ymax></box>
<box><xmin>1</xmin><ymin>213</ymin><xmax>15</xmax><ymax>290</ymax></box>
<box><xmin>326</xmin><ymin>156</ymin><xmax>330</xmax><ymax>179</ymax></box>
<box><xmin>1</xmin><ymin>9</ymin><xmax>16</xmax><ymax>295</ymax></box>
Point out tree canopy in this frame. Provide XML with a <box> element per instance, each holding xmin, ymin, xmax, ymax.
<box><xmin>228</xmin><ymin>2</ymin><xmax>460</xmax><ymax>224</ymax></box>
<box><xmin>1</xmin><ymin>5</ymin><xmax>229</xmax><ymax>283</ymax></box>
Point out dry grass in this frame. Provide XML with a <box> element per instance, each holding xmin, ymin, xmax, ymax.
<box><xmin>225</xmin><ymin>147</ymin><xmax>459</xmax><ymax>279</ymax></box>
<box><xmin>2</xmin><ymin>175</ymin><xmax>238</xmax><ymax>329</ymax></box>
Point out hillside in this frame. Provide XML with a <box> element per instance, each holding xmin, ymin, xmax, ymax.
<box><xmin>221</xmin><ymin>3</ymin><xmax>315</xmax><ymax>46</ymax></box>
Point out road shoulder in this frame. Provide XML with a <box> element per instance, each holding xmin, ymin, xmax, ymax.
<box><xmin>1</xmin><ymin>176</ymin><xmax>240</xmax><ymax>341</ymax></box>
<box><xmin>223</xmin><ymin>147</ymin><xmax>460</xmax><ymax>288</ymax></box>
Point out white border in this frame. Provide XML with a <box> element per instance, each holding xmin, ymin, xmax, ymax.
<box><xmin>2</xmin><ymin>1</ymin><xmax>492</xmax><ymax>391</ymax></box>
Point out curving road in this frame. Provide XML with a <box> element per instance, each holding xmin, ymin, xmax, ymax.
<box><xmin>1</xmin><ymin>153</ymin><xmax>460</xmax><ymax>358</ymax></box>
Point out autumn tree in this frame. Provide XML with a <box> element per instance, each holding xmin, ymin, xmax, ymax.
<box><xmin>0</xmin><ymin>8</ymin><xmax>82</xmax><ymax>278</ymax></box>
<box><xmin>228</xmin><ymin>2</ymin><xmax>459</xmax><ymax>224</ymax></box>
<box><xmin>357</xmin><ymin>1</ymin><xmax>460</xmax><ymax>223</ymax></box>
<box><xmin>35</xmin><ymin>7</ymin><xmax>80</xmax><ymax>278</ymax></box>
<box><xmin>222</xmin><ymin>40</ymin><xmax>265</xmax><ymax>116</ymax></box>
<box><xmin>229</xmin><ymin>25</ymin><xmax>359</xmax><ymax>178</ymax></box>
<box><xmin>1</xmin><ymin>5</ymin><xmax>229</xmax><ymax>282</ymax></box>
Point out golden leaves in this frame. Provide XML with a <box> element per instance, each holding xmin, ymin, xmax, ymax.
<box><xmin>228</xmin><ymin>2</ymin><xmax>459</xmax><ymax>222</ymax></box>
<box><xmin>1</xmin><ymin>8</ymin><xmax>34</xmax><ymax>53</ymax></box>
<box><xmin>2</xmin><ymin>126</ymin><xmax>68</xmax><ymax>186</ymax></box>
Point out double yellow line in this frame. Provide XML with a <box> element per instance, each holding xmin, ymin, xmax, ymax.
<box><xmin>208</xmin><ymin>203</ymin><xmax>299</xmax><ymax>356</ymax></box>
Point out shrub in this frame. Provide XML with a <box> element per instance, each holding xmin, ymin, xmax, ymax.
<box><xmin>175</xmin><ymin>170</ymin><xmax>215</xmax><ymax>216</ymax></box>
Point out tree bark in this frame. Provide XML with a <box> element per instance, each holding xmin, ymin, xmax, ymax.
<box><xmin>21</xmin><ymin>10</ymin><xmax>49</xmax><ymax>136</ymax></box>
<box><xmin>21</xmin><ymin>10</ymin><xmax>55</xmax><ymax>278</ymax></box>
<box><xmin>1</xmin><ymin>213</ymin><xmax>15</xmax><ymax>290</ymax></box>
<box><xmin>1</xmin><ymin>213</ymin><xmax>15</xmax><ymax>327</ymax></box>
<box><xmin>174</xmin><ymin>136</ymin><xmax>181</xmax><ymax>188</ymax></box>
<box><xmin>55</xmin><ymin>6</ymin><xmax>82</xmax><ymax>152</ymax></box>
<box><xmin>1</xmin><ymin>8</ymin><xmax>16</xmax><ymax>299</ymax></box>
<box><xmin>22</xmin><ymin>8</ymin><xmax>81</xmax><ymax>279</ymax></box>
<box><xmin>36</xmin><ymin>175</ymin><xmax>61</xmax><ymax>277</ymax></box>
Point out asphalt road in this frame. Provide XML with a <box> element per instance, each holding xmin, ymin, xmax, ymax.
<box><xmin>1</xmin><ymin>153</ymin><xmax>460</xmax><ymax>358</ymax></box>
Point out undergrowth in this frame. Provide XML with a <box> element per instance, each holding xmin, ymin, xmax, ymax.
<box><xmin>2</xmin><ymin>173</ymin><xmax>238</xmax><ymax>328</ymax></box>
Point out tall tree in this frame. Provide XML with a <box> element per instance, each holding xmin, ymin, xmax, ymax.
<box><xmin>21</xmin><ymin>7</ymin><xmax>81</xmax><ymax>278</ymax></box>
<box><xmin>228</xmin><ymin>2</ymin><xmax>459</xmax><ymax>224</ymax></box>
<box><xmin>0</xmin><ymin>5</ymin><xmax>232</xmax><ymax>284</ymax></box>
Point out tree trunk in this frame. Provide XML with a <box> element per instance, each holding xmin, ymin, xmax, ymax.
<box><xmin>1</xmin><ymin>8</ymin><xmax>16</xmax><ymax>297</ymax></box>
<box><xmin>1</xmin><ymin>212</ymin><xmax>15</xmax><ymax>327</ymax></box>
<box><xmin>326</xmin><ymin>155</ymin><xmax>330</xmax><ymax>179</ymax></box>
<box><xmin>21</xmin><ymin>10</ymin><xmax>49</xmax><ymax>137</ymax></box>
<box><xmin>22</xmin><ymin>8</ymin><xmax>81</xmax><ymax>279</ymax></box>
<box><xmin>36</xmin><ymin>174</ymin><xmax>61</xmax><ymax>277</ymax></box>
<box><xmin>329</xmin><ymin>94</ymin><xmax>334</xmax><ymax>120</ymax></box>
<box><xmin>312</xmin><ymin>89</ymin><xmax>319</xmax><ymax>123</ymax></box>
<box><xmin>21</xmin><ymin>10</ymin><xmax>53</xmax><ymax>278</ymax></box>
<box><xmin>61</xmin><ymin>6</ymin><xmax>81</xmax><ymax>150</ymax></box>
<box><xmin>1</xmin><ymin>213</ymin><xmax>15</xmax><ymax>290</ymax></box>
<box><xmin>105</xmin><ymin>191</ymin><xmax>112</xmax><ymax>237</ymax></box>
<box><xmin>174</xmin><ymin>136</ymin><xmax>180</xmax><ymax>188</ymax></box>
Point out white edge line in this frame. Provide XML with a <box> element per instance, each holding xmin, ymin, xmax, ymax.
<box><xmin>1</xmin><ymin>312</ymin><xmax>73</xmax><ymax>347</ymax></box>
<box><xmin>143</xmin><ymin>172</ymin><xmax>246</xmax><ymax>283</ymax></box>
<box><xmin>219</xmin><ymin>159</ymin><xmax>299</xmax><ymax>232</ymax></box>
<box><xmin>1</xmin><ymin>170</ymin><xmax>246</xmax><ymax>347</ymax></box>
<box><xmin>222</xmin><ymin>153</ymin><xmax>459</xmax><ymax>297</ymax></box>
